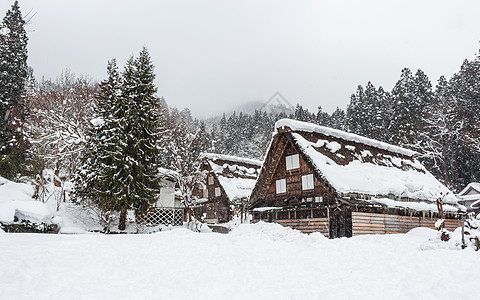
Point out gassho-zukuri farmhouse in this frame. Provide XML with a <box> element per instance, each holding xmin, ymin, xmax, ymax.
<box><xmin>248</xmin><ymin>119</ymin><xmax>464</xmax><ymax>238</ymax></box>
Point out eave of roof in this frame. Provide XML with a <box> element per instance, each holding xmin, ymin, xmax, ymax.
<box><xmin>200</xmin><ymin>152</ymin><xmax>263</xmax><ymax>167</ymax></box>
<box><xmin>458</xmin><ymin>182</ymin><xmax>480</xmax><ymax>196</ymax></box>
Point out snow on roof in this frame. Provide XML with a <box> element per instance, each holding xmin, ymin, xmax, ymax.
<box><xmin>201</xmin><ymin>153</ymin><xmax>262</xmax><ymax>200</ymax></box>
<box><xmin>200</xmin><ymin>153</ymin><xmax>263</xmax><ymax>167</ymax></box>
<box><xmin>252</xmin><ymin>206</ymin><xmax>283</xmax><ymax>212</ymax></box>
<box><xmin>0</xmin><ymin>176</ymin><xmax>53</xmax><ymax>224</ymax></box>
<box><xmin>275</xmin><ymin>118</ymin><xmax>416</xmax><ymax>157</ymax></box>
<box><xmin>471</xmin><ymin>199</ymin><xmax>480</xmax><ymax>209</ymax></box>
<box><xmin>291</xmin><ymin>132</ymin><xmax>457</xmax><ymax>205</ymax></box>
<box><xmin>158</xmin><ymin>167</ymin><xmax>179</xmax><ymax>180</ymax></box>
<box><xmin>217</xmin><ymin>176</ymin><xmax>257</xmax><ymax>200</ymax></box>
<box><xmin>458</xmin><ymin>182</ymin><xmax>480</xmax><ymax>196</ymax></box>
<box><xmin>370</xmin><ymin>198</ymin><xmax>459</xmax><ymax>212</ymax></box>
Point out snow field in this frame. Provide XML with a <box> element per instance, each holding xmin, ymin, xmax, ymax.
<box><xmin>1</xmin><ymin>222</ymin><xmax>478</xmax><ymax>300</ymax></box>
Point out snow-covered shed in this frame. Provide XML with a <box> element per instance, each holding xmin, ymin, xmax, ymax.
<box><xmin>458</xmin><ymin>182</ymin><xmax>480</xmax><ymax>214</ymax></box>
<box><xmin>156</xmin><ymin>168</ymin><xmax>183</xmax><ymax>209</ymax></box>
<box><xmin>138</xmin><ymin>168</ymin><xmax>184</xmax><ymax>226</ymax></box>
<box><xmin>194</xmin><ymin>153</ymin><xmax>262</xmax><ymax>223</ymax></box>
<box><xmin>249</xmin><ymin>119</ymin><xmax>463</xmax><ymax>238</ymax></box>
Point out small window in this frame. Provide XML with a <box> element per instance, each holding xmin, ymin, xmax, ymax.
<box><xmin>315</xmin><ymin>196</ymin><xmax>323</xmax><ymax>203</ymax></box>
<box><xmin>215</xmin><ymin>187</ymin><xmax>221</xmax><ymax>197</ymax></box>
<box><xmin>208</xmin><ymin>175</ymin><xmax>214</xmax><ymax>185</ymax></box>
<box><xmin>286</xmin><ymin>154</ymin><xmax>300</xmax><ymax>170</ymax></box>
<box><xmin>302</xmin><ymin>174</ymin><xmax>314</xmax><ymax>190</ymax></box>
<box><xmin>276</xmin><ymin>179</ymin><xmax>286</xmax><ymax>194</ymax></box>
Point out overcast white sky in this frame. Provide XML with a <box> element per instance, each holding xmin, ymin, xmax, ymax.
<box><xmin>2</xmin><ymin>0</ymin><xmax>480</xmax><ymax>118</ymax></box>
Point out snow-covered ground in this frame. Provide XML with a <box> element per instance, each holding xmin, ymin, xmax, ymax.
<box><xmin>1</xmin><ymin>222</ymin><xmax>478</xmax><ymax>300</ymax></box>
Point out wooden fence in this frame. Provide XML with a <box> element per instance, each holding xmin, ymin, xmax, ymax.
<box><xmin>352</xmin><ymin>212</ymin><xmax>461</xmax><ymax>236</ymax></box>
<box><xmin>138</xmin><ymin>208</ymin><xmax>184</xmax><ymax>226</ymax></box>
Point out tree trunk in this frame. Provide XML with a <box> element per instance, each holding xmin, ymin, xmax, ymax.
<box><xmin>118</xmin><ymin>206</ymin><xmax>127</xmax><ymax>231</ymax></box>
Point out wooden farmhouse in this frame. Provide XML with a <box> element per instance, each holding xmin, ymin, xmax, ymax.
<box><xmin>193</xmin><ymin>153</ymin><xmax>262</xmax><ymax>223</ymax></box>
<box><xmin>458</xmin><ymin>182</ymin><xmax>480</xmax><ymax>214</ymax></box>
<box><xmin>249</xmin><ymin>119</ymin><xmax>464</xmax><ymax>238</ymax></box>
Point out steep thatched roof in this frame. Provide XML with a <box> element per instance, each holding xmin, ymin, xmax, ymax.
<box><xmin>200</xmin><ymin>153</ymin><xmax>262</xmax><ymax>200</ymax></box>
<box><xmin>250</xmin><ymin>119</ymin><xmax>459</xmax><ymax>208</ymax></box>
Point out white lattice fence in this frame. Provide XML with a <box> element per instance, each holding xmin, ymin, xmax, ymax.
<box><xmin>140</xmin><ymin>208</ymin><xmax>184</xmax><ymax>226</ymax></box>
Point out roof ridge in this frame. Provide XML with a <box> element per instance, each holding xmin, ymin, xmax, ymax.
<box><xmin>275</xmin><ymin>118</ymin><xmax>416</xmax><ymax>157</ymax></box>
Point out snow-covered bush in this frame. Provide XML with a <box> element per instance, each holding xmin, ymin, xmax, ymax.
<box><xmin>463</xmin><ymin>213</ymin><xmax>480</xmax><ymax>251</ymax></box>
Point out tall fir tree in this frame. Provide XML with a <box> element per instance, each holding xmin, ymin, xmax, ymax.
<box><xmin>96</xmin><ymin>48</ymin><xmax>162</xmax><ymax>230</ymax></box>
<box><xmin>346</xmin><ymin>85</ymin><xmax>365</xmax><ymax>135</ymax></box>
<box><xmin>330</xmin><ymin>107</ymin><xmax>346</xmax><ymax>131</ymax></box>
<box><xmin>389</xmin><ymin>68</ymin><xmax>416</xmax><ymax>146</ymax></box>
<box><xmin>0</xmin><ymin>1</ymin><xmax>29</xmax><ymax>178</ymax></box>
<box><xmin>74</xmin><ymin>59</ymin><xmax>121</xmax><ymax>228</ymax></box>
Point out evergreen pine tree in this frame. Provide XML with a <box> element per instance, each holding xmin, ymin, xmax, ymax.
<box><xmin>74</xmin><ymin>59</ymin><xmax>121</xmax><ymax>228</ymax></box>
<box><xmin>346</xmin><ymin>85</ymin><xmax>365</xmax><ymax>135</ymax></box>
<box><xmin>97</xmin><ymin>48</ymin><xmax>162</xmax><ymax>230</ymax></box>
<box><xmin>389</xmin><ymin>68</ymin><xmax>416</xmax><ymax>146</ymax></box>
<box><xmin>330</xmin><ymin>107</ymin><xmax>346</xmax><ymax>131</ymax></box>
<box><xmin>316</xmin><ymin>106</ymin><xmax>331</xmax><ymax>127</ymax></box>
<box><xmin>0</xmin><ymin>1</ymin><xmax>29</xmax><ymax>178</ymax></box>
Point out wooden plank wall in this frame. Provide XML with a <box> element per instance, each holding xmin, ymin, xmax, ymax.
<box><xmin>276</xmin><ymin>218</ymin><xmax>329</xmax><ymax>238</ymax></box>
<box><xmin>352</xmin><ymin>212</ymin><xmax>461</xmax><ymax>236</ymax></box>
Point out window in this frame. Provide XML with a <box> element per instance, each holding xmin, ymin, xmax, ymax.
<box><xmin>302</xmin><ymin>174</ymin><xmax>314</xmax><ymax>190</ymax></box>
<box><xmin>203</xmin><ymin>188</ymin><xmax>208</xmax><ymax>198</ymax></box>
<box><xmin>215</xmin><ymin>187</ymin><xmax>221</xmax><ymax>197</ymax></box>
<box><xmin>286</xmin><ymin>154</ymin><xmax>300</xmax><ymax>170</ymax></box>
<box><xmin>276</xmin><ymin>179</ymin><xmax>286</xmax><ymax>194</ymax></box>
<box><xmin>208</xmin><ymin>175</ymin><xmax>214</xmax><ymax>185</ymax></box>
<box><xmin>315</xmin><ymin>196</ymin><xmax>323</xmax><ymax>203</ymax></box>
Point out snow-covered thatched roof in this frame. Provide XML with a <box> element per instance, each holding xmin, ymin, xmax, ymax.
<box><xmin>275</xmin><ymin>118</ymin><xmax>416</xmax><ymax>157</ymax></box>
<box><xmin>276</xmin><ymin>119</ymin><xmax>458</xmax><ymax>204</ymax></box>
<box><xmin>251</xmin><ymin>119</ymin><xmax>459</xmax><ymax>208</ymax></box>
<box><xmin>200</xmin><ymin>153</ymin><xmax>263</xmax><ymax>200</ymax></box>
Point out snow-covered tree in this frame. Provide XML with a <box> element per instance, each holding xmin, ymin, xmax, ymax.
<box><xmin>73</xmin><ymin>59</ymin><xmax>121</xmax><ymax>231</ymax></box>
<box><xmin>27</xmin><ymin>71</ymin><xmax>97</xmax><ymax>207</ymax></box>
<box><xmin>330</xmin><ymin>107</ymin><xmax>346</xmax><ymax>131</ymax></box>
<box><xmin>96</xmin><ymin>48</ymin><xmax>162</xmax><ymax>230</ymax></box>
<box><xmin>390</xmin><ymin>68</ymin><xmax>416</xmax><ymax>146</ymax></box>
<box><xmin>0</xmin><ymin>1</ymin><xmax>29</xmax><ymax>179</ymax></box>
<box><xmin>346</xmin><ymin>85</ymin><xmax>365</xmax><ymax>135</ymax></box>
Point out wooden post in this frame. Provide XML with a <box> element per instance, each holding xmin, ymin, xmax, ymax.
<box><xmin>327</xmin><ymin>207</ymin><xmax>330</xmax><ymax>238</ymax></box>
<box><xmin>461</xmin><ymin>214</ymin><xmax>466</xmax><ymax>249</ymax></box>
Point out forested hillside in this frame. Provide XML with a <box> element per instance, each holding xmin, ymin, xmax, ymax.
<box><xmin>173</xmin><ymin>54</ymin><xmax>480</xmax><ymax>192</ymax></box>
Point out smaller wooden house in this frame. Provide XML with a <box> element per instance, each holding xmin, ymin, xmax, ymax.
<box><xmin>249</xmin><ymin>119</ymin><xmax>463</xmax><ymax>238</ymax></box>
<box><xmin>193</xmin><ymin>153</ymin><xmax>262</xmax><ymax>223</ymax></box>
<box><xmin>458</xmin><ymin>183</ymin><xmax>480</xmax><ymax>214</ymax></box>
<box><xmin>138</xmin><ymin>168</ymin><xmax>184</xmax><ymax>226</ymax></box>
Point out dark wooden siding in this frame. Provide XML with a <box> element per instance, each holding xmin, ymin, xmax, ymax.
<box><xmin>352</xmin><ymin>212</ymin><xmax>461</xmax><ymax>235</ymax></box>
<box><xmin>277</xmin><ymin>218</ymin><xmax>329</xmax><ymax>238</ymax></box>
<box><xmin>193</xmin><ymin>168</ymin><xmax>230</xmax><ymax>223</ymax></box>
<box><xmin>264</xmin><ymin>141</ymin><xmax>333</xmax><ymax>205</ymax></box>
